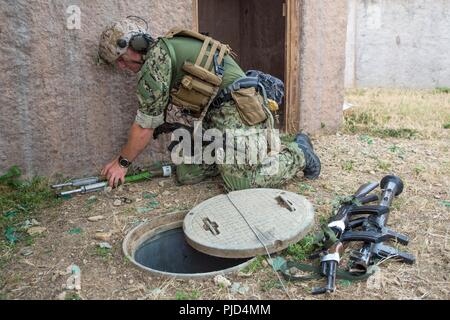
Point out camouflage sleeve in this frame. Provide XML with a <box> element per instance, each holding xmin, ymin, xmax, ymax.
<box><xmin>135</xmin><ymin>42</ymin><xmax>172</xmax><ymax>129</ymax></box>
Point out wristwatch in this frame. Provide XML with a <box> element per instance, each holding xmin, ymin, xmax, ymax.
<box><xmin>118</xmin><ymin>155</ymin><xmax>132</xmax><ymax>168</ymax></box>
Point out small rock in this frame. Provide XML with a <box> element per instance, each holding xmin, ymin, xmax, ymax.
<box><xmin>162</xmin><ymin>190</ymin><xmax>171</xmax><ymax>196</ymax></box>
<box><xmin>94</xmin><ymin>232</ymin><xmax>112</xmax><ymax>241</ymax></box>
<box><xmin>27</xmin><ymin>226</ymin><xmax>47</xmax><ymax>236</ymax></box>
<box><xmin>88</xmin><ymin>215</ymin><xmax>105</xmax><ymax>222</ymax></box>
<box><xmin>214</xmin><ymin>275</ymin><xmax>231</xmax><ymax>288</ymax></box>
<box><xmin>237</xmin><ymin>271</ymin><xmax>252</xmax><ymax>278</ymax></box>
<box><xmin>19</xmin><ymin>247</ymin><xmax>34</xmax><ymax>257</ymax></box>
<box><xmin>31</xmin><ymin>219</ymin><xmax>40</xmax><ymax>226</ymax></box>
<box><xmin>57</xmin><ymin>292</ymin><xmax>67</xmax><ymax>300</ymax></box>
<box><xmin>98</xmin><ymin>242</ymin><xmax>112</xmax><ymax>249</ymax></box>
<box><xmin>129</xmin><ymin>279</ymin><xmax>134</xmax><ymax>285</ymax></box>
<box><xmin>238</xmin><ymin>285</ymin><xmax>250</xmax><ymax>295</ymax></box>
<box><xmin>369</xmin><ymin>170</ymin><xmax>376</xmax><ymax>175</ymax></box>
<box><xmin>261</xmin><ymin>259</ymin><xmax>269</xmax><ymax>268</ymax></box>
<box><xmin>289</xmin><ymin>267</ymin><xmax>301</xmax><ymax>276</ymax></box>
<box><xmin>150</xmin><ymin>288</ymin><xmax>162</xmax><ymax>296</ymax></box>
<box><xmin>113</xmin><ymin>199</ymin><xmax>122</xmax><ymax>206</ymax></box>
<box><xmin>158</xmin><ymin>181</ymin><xmax>166</xmax><ymax>188</ymax></box>
<box><xmin>434</xmin><ymin>195</ymin><xmax>441</xmax><ymax>199</ymax></box>
<box><xmin>105</xmin><ymin>187</ymin><xmax>113</xmax><ymax>193</ymax></box>
<box><xmin>230</xmin><ymin>282</ymin><xmax>250</xmax><ymax>295</ymax></box>
<box><xmin>88</xmin><ymin>196</ymin><xmax>97</xmax><ymax>201</ymax></box>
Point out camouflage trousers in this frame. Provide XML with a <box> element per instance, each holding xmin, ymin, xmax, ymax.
<box><xmin>176</xmin><ymin>101</ymin><xmax>306</xmax><ymax>191</ymax></box>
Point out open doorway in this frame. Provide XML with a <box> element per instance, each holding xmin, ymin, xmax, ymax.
<box><xmin>196</xmin><ymin>0</ymin><xmax>288</xmax><ymax>130</ymax></box>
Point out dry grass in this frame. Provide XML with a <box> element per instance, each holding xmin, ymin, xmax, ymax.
<box><xmin>344</xmin><ymin>88</ymin><xmax>450</xmax><ymax>139</ymax></box>
<box><xmin>0</xmin><ymin>89</ymin><xmax>449</xmax><ymax>300</ymax></box>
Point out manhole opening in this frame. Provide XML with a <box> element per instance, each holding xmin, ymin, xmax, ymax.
<box><xmin>135</xmin><ymin>227</ymin><xmax>251</xmax><ymax>274</ymax></box>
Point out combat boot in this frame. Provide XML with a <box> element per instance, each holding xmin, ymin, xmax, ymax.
<box><xmin>295</xmin><ymin>133</ymin><xmax>321</xmax><ymax>179</ymax></box>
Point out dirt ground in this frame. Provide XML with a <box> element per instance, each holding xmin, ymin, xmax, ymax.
<box><xmin>1</xmin><ymin>89</ymin><xmax>449</xmax><ymax>300</ymax></box>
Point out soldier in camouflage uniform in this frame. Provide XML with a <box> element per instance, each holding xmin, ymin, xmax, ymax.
<box><xmin>98</xmin><ymin>17</ymin><xmax>321</xmax><ymax>190</ymax></box>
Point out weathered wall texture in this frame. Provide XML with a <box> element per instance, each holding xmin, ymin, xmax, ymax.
<box><xmin>0</xmin><ymin>0</ymin><xmax>348</xmax><ymax>177</ymax></box>
<box><xmin>0</xmin><ymin>0</ymin><xmax>192</xmax><ymax>178</ymax></box>
<box><xmin>345</xmin><ymin>0</ymin><xmax>450</xmax><ymax>88</ymax></box>
<box><xmin>299</xmin><ymin>0</ymin><xmax>348</xmax><ymax>133</ymax></box>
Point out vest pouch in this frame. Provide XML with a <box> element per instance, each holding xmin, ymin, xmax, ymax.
<box><xmin>182</xmin><ymin>62</ymin><xmax>222</xmax><ymax>86</ymax></box>
<box><xmin>231</xmin><ymin>87</ymin><xmax>268</xmax><ymax>126</ymax></box>
<box><xmin>184</xmin><ymin>76</ymin><xmax>216</xmax><ymax>97</ymax></box>
<box><xmin>171</xmin><ymin>95</ymin><xmax>203</xmax><ymax>114</ymax></box>
<box><xmin>172</xmin><ymin>85</ymin><xmax>210</xmax><ymax>109</ymax></box>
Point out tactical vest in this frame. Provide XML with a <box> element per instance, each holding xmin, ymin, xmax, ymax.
<box><xmin>157</xmin><ymin>28</ymin><xmax>243</xmax><ymax>118</ymax></box>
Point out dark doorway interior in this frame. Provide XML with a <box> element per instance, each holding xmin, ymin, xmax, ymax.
<box><xmin>198</xmin><ymin>0</ymin><xmax>287</xmax><ymax>128</ymax></box>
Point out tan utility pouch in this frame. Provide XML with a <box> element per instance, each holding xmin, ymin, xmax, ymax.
<box><xmin>171</xmin><ymin>62</ymin><xmax>221</xmax><ymax>116</ymax></box>
<box><xmin>231</xmin><ymin>87</ymin><xmax>268</xmax><ymax>126</ymax></box>
<box><xmin>167</xmin><ymin>28</ymin><xmax>232</xmax><ymax>117</ymax></box>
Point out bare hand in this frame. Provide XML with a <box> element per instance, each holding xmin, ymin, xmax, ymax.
<box><xmin>101</xmin><ymin>157</ymin><xmax>128</xmax><ymax>188</ymax></box>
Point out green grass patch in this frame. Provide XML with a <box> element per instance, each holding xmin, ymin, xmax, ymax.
<box><xmin>341</xmin><ymin>160</ymin><xmax>354</xmax><ymax>172</ymax></box>
<box><xmin>443</xmin><ymin>123</ymin><xmax>450</xmax><ymax>129</ymax></box>
<box><xmin>241</xmin><ymin>256</ymin><xmax>265</xmax><ymax>274</ymax></box>
<box><xmin>285</xmin><ymin>235</ymin><xmax>316</xmax><ymax>261</ymax></box>
<box><xmin>260</xmin><ymin>279</ymin><xmax>283</xmax><ymax>292</ymax></box>
<box><xmin>359</xmin><ymin>135</ymin><xmax>374</xmax><ymax>145</ymax></box>
<box><xmin>65</xmin><ymin>292</ymin><xmax>82</xmax><ymax>300</ymax></box>
<box><xmin>93</xmin><ymin>247</ymin><xmax>112</xmax><ymax>259</ymax></box>
<box><xmin>0</xmin><ymin>167</ymin><xmax>60</xmax><ymax>247</ymax></box>
<box><xmin>372</xmin><ymin>128</ymin><xmax>418</xmax><ymax>139</ymax></box>
<box><xmin>298</xmin><ymin>182</ymin><xmax>316</xmax><ymax>195</ymax></box>
<box><xmin>175</xmin><ymin>290</ymin><xmax>200</xmax><ymax>300</ymax></box>
<box><xmin>434</xmin><ymin>87</ymin><xmax>450</xmax><ymax>94</ymax></box>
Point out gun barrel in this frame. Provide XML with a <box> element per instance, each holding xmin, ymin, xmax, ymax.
<box><xmin>52</xmin><ymin>177</ymin><xmax>101</xmax><ymax>189</ymax></box>
<box><xmin>58</xmin><ymin>182</ymin><xmax>107</xmax><ymax>196</ymax></box>
<box><xmin>354</xmin><ymin>182</ymin><xmax>379</xmax><ymax>199</ymax></box>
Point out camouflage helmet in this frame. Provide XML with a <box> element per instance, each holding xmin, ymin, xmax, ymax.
<box><xmin>98</xmin><ymin>17</ymin><xmax>147</xmax><ymax>64</ymax></box>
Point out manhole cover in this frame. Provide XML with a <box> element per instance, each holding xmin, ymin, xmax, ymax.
<box><xmin>183</xmin><ymin>189</ymin><xmax>315</xmax><ymax>258</ymax></box>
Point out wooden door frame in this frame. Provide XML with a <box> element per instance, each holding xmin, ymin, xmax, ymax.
<box><xmin>192</xmin><ymin>0</ymin><xmax>300</xmax><ymax>133</ymax></box>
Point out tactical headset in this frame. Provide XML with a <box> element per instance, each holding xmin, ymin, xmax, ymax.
<box><xmin>116</xmin><ymin>16</ymin><xmax>155</xmax><ymax>54</ymax></box>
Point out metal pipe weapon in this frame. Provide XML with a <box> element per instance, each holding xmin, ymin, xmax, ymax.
<box><xmin>52</xmin><ymin>163</ymin><xmax>175</xmax><ymax>197</ymax></box>
<box><xmin>350</xmin><ymin>175</ymin><xmax>415</xmax><ymax>272</ymax></box>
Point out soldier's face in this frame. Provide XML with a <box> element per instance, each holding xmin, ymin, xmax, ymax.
<box><xmin>116</xmin><ymin>48</ymin><xmax>143</xmax><ymax>73</ymax></box>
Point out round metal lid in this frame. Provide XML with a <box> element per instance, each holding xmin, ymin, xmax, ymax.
<box><xmin>183</xmin><ymin>189</ymin><xmax>315</xmax><ymax>258</ymax></box>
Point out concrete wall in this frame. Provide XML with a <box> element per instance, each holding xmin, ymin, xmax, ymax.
<box><xmin>345</xmin><ymin>0</ymin><xmax>450</xmax><ymax>88</ymax></box>
<box><xmin>0</xmin><ymin>0</ymin><xmax>192</xmax><ymax>178</ymax></box>
<box><xmin>299</xmin><ymin>0</ymin><xmax>348</xmax><ymax>133</ymax></box>
<box><xmin>0</xmin><ymin>0</ymin><xmax>348</xmax><ymax>178</ymax></box>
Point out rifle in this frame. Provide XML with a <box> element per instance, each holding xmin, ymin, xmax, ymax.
<box><xmin>349</xmin><ymin>175</ymin><xmax>415</xmax><ymax>272</ymax></box>
<box><xmin>51</xmin><ymin>162</ymin><xmax>175</xmax><ymax>197</ymax></box>
<box><xmin>312</xmin><ymin>181</ymin><xmax>383</xmax><ymax>294</ymax></box>
<box><xmin>279</xmin><ymin>175</ymin><xmax>415</xmax><ymax>295</ymax></box>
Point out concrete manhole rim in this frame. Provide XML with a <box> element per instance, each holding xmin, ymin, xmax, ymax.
<box><xmin>122</xmin><ymin>211</ymin><xmax>256</xmax><ymax>279</ymax></box>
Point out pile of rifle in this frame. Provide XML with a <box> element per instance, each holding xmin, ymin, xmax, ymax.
<box><xmin>290</xmin><ymin>175</ymin><xmax>416</xmax><ymax>295</ymax></box>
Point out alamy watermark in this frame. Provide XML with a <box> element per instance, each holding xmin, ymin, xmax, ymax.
<box><xmin>66</xmin><ymin>5</ymin><xmax>81</xmax><ymax>30</ymax></box>
<box><xmin>169</xmin><ymin>121</ymin><xmax>282</xmax><ymax>176</ymax></box>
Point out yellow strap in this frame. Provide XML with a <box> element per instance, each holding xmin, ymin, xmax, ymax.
<box><xmin>204</xmin><ymin>40</ymin><xmax>219</xmax><ymax>71</ymax></box>
<box><xmin>217</xmin><ymin>44</ymin><xmax>228</xmax><ymax>66</ymax></box>
<box><xmin>196</xmin><ymin>37</ymin><xmax>211</xmax><ymax>66</ymax></box>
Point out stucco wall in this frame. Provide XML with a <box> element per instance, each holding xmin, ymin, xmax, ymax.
<box><xmin>0</xmin><ymin>0</ymin><xmax>192</xmax><ymax>178</ymax></box>
<box><xmin>299</xmin><ymin>0</ymin><xmax>348</xmax><ymax>134</ymax></box>
<box><xmin>345</xmin><ymin>0</ymin><xmax>450</xmax><ymax>88</ymax></box>
<box><xmin>0</xmin><ymin>0</ymin><xmax>348</xmax><ymax>178</ymax></box>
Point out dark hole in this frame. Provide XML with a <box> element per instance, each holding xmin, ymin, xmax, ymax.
<box><xmin>134</xmin><ymin>228</ymin><xmax>251</xmax><ymax>274</ymax></box>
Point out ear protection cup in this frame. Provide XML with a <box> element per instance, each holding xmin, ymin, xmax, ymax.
<box><xmin>116</xmin><ymin>33</ymin><xmax>154</xmax><ymax>54</ymax></box>
<box><xmin>129</xmin><ymin>34</ymin><xmax>152</xmax><ymax>53</ymax></box>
